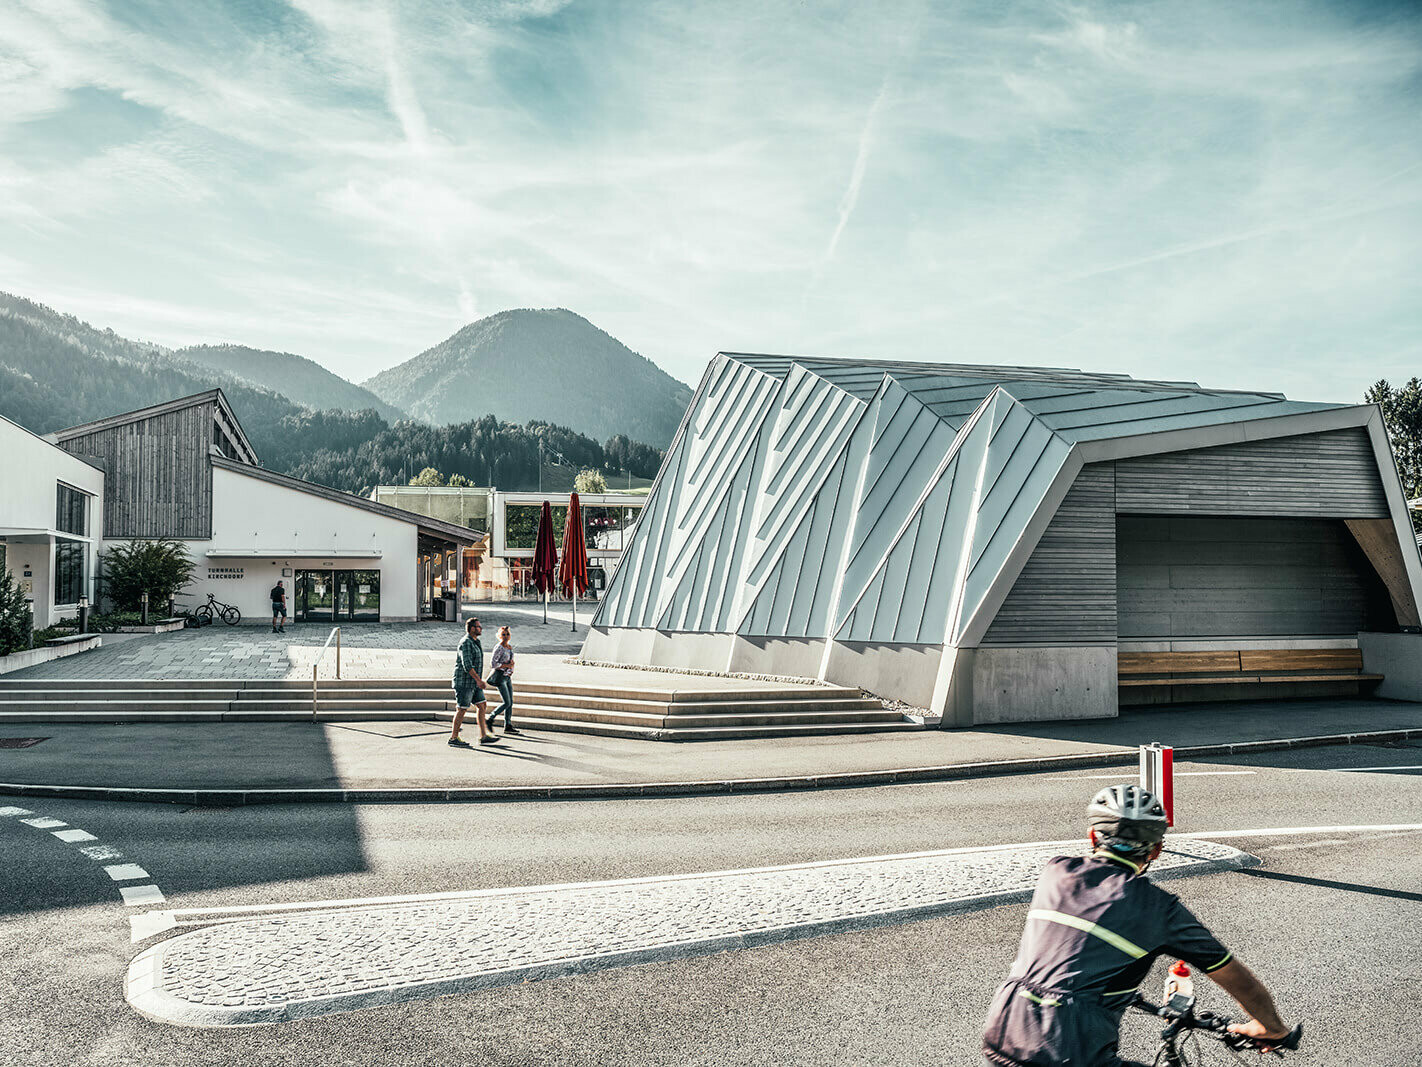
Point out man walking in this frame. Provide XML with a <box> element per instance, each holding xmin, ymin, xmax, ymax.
<box><xmin>270</xmin><ymin>579</ymin><xmax>287</xmax><ymax>633</ymax></box>
<box><xmin>450</xmin><ymin>617</ymin><xmax>497</xmax><ymax>747</ymax></box>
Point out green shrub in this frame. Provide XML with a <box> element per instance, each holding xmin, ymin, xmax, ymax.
<box><xmin>0</xmin><ymin>569</ymin><xmax>34</xmax><ymax>657</ymax></box>
<box><xmin>103</xmin><ymin>540</ymin><xmax>197</xmax><ymax>612</ymax></box>
<box><xmin>32</xmin><ymin>625</ymin><xmax>78</xmax><ymax>644</ymax></box>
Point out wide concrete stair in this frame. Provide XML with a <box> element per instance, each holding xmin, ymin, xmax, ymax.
<box><xmin>0</xmin><ymin>678</ymin><xmax>921</xmax><ymax>741</ymax></box>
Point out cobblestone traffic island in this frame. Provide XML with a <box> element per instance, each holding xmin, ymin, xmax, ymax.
<box><xmin>127</xmin><ymin>839</ymin><xmax>1256</xmax><ymax>1027</ymax></box>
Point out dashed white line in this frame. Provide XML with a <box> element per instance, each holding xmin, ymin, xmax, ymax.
<box><xmin>20</xmin><ymin>816</ymin><xmax>67</xmax><ymax>829</ymax></box>
<box><xmin>104</xmin><ymin>864</ymin><xmax>149</xmax><ymax>882</ymax></box>
<box><xmin>120</xmin><ymin>885</ymin><xmax>166</xmax><ymax>907</ymax></box>
<box><xmin>79</xmin><ymin>844</ymin><xmax>125</xmax><ymax>861</ymax></box>
<box><xmin>52</xmin><ymin>828</ymin><xmax>97</xmax><ymax>843</ymax></box>
<box><xmin>0</xmin><ymin>806</ymin><xmax>34</xmax><ymax>817</ymax></box>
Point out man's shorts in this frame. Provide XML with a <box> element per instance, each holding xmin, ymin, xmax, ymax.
<box><xmin>272</xmin><ymin>602</ymin><xmax>286</xmax><ymax>618</ymax></box>
<box><xmin>453</xmin><ymin>682</ymin><xmax>485</xmax><ymax>708</ymax></box>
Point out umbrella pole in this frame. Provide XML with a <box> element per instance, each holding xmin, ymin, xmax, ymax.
<box><xmin>571</xmin><ymin>588</ymin><xmax>577</xmax><ymax>633</ymax></box>
<box><xmin>543</xmin><ymin>588</ymin><xmax>548</xmax><ymax>624</ymax></box>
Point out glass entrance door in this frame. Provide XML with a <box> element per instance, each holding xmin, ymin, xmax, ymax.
<box><xmin>296</xmin><ymin>568</ymin><xmax>380</xmax><ymax>622</ymax></box>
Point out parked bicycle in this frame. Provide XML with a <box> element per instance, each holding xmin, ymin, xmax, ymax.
<box><xmin>179</xmin><ymin>592</ymin><xmax>242</xmax><ymax>627</ymax></box>
<box><xmin>1131</xmin><ymin>990</ymin><xmax>1302</xmax><ymax>1065</ymax></box>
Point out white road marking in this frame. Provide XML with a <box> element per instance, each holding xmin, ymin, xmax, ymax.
<box><xmin>20</xmin><ymin>816</ymin><xmax>66</xmax><ymax>829</ymax></box>
<box><xmin>79</xmin><ymin>844</ymin><xmax>124</xmax><ymax>861</ymax></box>
<box><xmin>1174</xmin><ymin>823</ymin><xmax>1422</xmax><ymax>840</ymax></box>
<box><xmin>104</xmin><ymin>864</ymin><xmax>149</xmax><ymax>882</ymax></box>
<box><xmin>1041</xmin><ymin>771</ymin><xmax>1257</xmax><ymax>781</ymax></box>
<box><xmin>52</xmin><ymin>828</ymin><xmax>97</xmax><ymax>843</ymax></box>
<box><xmin>0</xmin><ymin>806</ymin><xmax>34</xmax><ymax>817</ymax></box>
<box><xmin>130</xmin><ymin>911</ymin><xmax>176</xmax><ymax>943</ymax></box>
<box><xmin>1281</xmin><ymin>764</ymin><xmax>1422</xmax><ymax>773</ymax></box>
<box><xmin>120</xmin><ymin>885</ymin><xmax>166</xmax><ymax>907</ymax></box>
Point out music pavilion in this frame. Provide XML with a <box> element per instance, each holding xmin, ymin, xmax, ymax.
<box><xmin>45</xmin><ymin>391</ymin><xmax>476</xmax><ymax>624</ymax></box>
<box><xmin>586</xmin><ymin>354</ymin><xmax>1422</xmax><ymax>726</ymax></box>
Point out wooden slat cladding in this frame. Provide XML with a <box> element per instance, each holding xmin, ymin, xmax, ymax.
<box><xmin>1114</xmin><ymin>427</ymin><xmax>1388</xmax><ymax>517</ymax></box>
<box><xmin>59</xmin><ymin>400</ymin><xmax>214</xmax><ymax>539</ymax></box>
<box><xmin>980</xmin><ymin>464</ymin><xmax>1116</xmax><ymax>646</ymax></box>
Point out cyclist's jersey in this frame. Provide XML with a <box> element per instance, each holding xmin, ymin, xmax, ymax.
<box><xmin>982</xmin><ymin>853</ymin><xmax>1233</xmax><ymax>1067</ymax></box>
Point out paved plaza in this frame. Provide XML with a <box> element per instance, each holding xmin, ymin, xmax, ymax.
<box><xmin>125</xmin><ymin>839</ymin><xmax>1253</xmax><ymax>1027</ymax></box>
<box><xmin>7</xmin><ymin>605</ymin><xmax>587</xmax><ymax>680</ymax></box>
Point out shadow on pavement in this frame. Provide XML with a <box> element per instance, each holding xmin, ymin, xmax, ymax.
<box><xmin>1235</xmin><ymin>867</ymin><xmax>1422</xmax><ymax>903</ymax></box>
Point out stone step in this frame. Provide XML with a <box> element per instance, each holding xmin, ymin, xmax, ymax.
<box><xmin>484</xmin><ymin>703</ymin><xmax>906</xmax><ymax>729</ymax></box>
<box><xmin>500</xmin><ymin>716</ymin><xmax>924</xmax><ymax>742</ymax></box>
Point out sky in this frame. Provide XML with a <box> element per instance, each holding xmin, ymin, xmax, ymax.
<box><xmin>1</xmin><ymin>0</ymin><xmax>1419</xmax><ymax>402</ymax></box>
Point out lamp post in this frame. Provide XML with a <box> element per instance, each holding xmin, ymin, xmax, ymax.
<box><xmin>24</xmin><ymin>599</ymin><xmax>33</xmax><ymax>649</ymax></box>
<box><xmin>77</xmin><ymin>595</ymin><xmax>89</xmax><ymax>635</ymax></box>
<box><xmin>140</xmin><ymin>591</ymin><xmax>149</xmax><ymax>626</ymax></box>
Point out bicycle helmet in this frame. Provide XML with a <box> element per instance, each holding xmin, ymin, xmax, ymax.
<box><xmin>1088</xmin><ymin>784</ymin><xmax>1168</xmax><ymax>852</ymax></box>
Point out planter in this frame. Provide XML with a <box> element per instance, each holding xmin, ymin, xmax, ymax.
<box><xmin>0</xmin><ymin>635</ymin><xmax>103</xmax><ymax>675</ymax></box>
<box><xmin>117</xmin><ymin>619</ymin><xmax>186</xmax><ymax>634</ymax></box>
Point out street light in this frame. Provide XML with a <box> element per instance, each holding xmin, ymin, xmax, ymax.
<box><xmin>140</xmin><ymin>590</ymin><xmax>150</xmax><ymax>626</ymax></box>
<box><xmin>77</xmin><ymin>595</ymin><xmax>89</xmax><ymax>635</ymax></box>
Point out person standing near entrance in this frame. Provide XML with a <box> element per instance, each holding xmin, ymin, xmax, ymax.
<box><xmin>270</xmin><ymin>580</ymin><xmax>287</xmax><ymax>633</ymax></box>
<box><xmin>450</xmin><ymin>617</ymin><xmax>498</xmax><ymax>747</ymax></box>
<box><xmin>487</xmin><ymin>625</ymin><xmax>520</xmax><ymax>735</ymax></box>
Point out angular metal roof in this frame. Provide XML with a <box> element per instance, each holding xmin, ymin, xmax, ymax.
<box><xmin>594</xmin><ymin>353</ymin><xmax>1358</xmax><ymax>648</ymax></box>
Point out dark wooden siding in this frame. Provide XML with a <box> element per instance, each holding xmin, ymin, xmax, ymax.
<box><xmin>978</xmin><ymin>427</ymin><xmax>1394</xmax><ymax>646</ymax></box>
<box><xmin>1118</xmin><ymin>515</ymin><xmax>1393</xmax><ymax>637</ymax></box>
<box><xmin>980</xmin><ymin>464</ymin><xmax>1117</xmax><ymax>646</ymax></box>
<box><xmin>1113</xmin><ymin>427</ymin><xmax>1388</xmax><ymax>517</ymax></box>
<box><xmin>59</xmin><ymin>401</ymin><xmax>215</xmax><ymax>539</ymax></box>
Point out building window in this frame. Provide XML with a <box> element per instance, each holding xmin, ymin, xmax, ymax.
<box><xmin>54</xmin><ymin>539</ymin><xmax>85</xmax><ymax>605</ymax></box>
<box><xmin>56</xmin><ymin>484</ymin><xmax>88</xmax><ymax>537</ymax></box>
<box><xmin>503</xmin><ymin>503</ymin><xmax>568</xmax><ymax>550</ymax></box>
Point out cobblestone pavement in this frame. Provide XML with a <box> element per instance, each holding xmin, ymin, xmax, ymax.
<box><xmin>6</xmin><ymin>606</ymin><xmax>586</xmax><ymax>681</ymax></box>
<box><xmin>126</xmin><ymin>839</ymin><xmax>1254</xmax><ymax>1027</ymax></box>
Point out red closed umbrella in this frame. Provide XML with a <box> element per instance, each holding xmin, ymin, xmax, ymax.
<box><xmin>532</xmin><ymin>500</ymin><xmax>558</xmax><ymax>624</ymax></box>
<box><xmin>559</xmin><ymin>492</ymin><xmax>589</xmax><ymax>632</ymax></box>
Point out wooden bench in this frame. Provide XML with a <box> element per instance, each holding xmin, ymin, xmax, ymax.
<box><xmin>1119</xmin><ymin>648</ymin><xmax>1383</xmax><ymax>692</ymax></box>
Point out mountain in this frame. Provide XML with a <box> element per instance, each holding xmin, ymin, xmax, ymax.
<box><xmin>175</xmin><ymin>343</ymin><xmax>405</xmax><ymax>423</ymax></box>
<box><xmin>0</xmin><ymin>291</ymin><xmax>304</xmax><ymax>450</ymax></box>
<box><xmin>363</xmin><ymin>308</ymin><xmax>693</xmax><ymax>447</ymax></box>
<box><xmin>0</xmin><ymin>291</ymin><xmax>667</xmax><ymax>497</ymax></box>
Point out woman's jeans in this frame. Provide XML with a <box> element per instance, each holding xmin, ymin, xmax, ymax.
<box><xmin>490</xmin><ymin>673</ymin><xmax>514</xmax><ymax>728</ymax></box>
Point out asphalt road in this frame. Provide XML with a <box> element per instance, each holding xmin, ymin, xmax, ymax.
<box><xmin>3</xmin><ymin>740</ymin><xmax>1421</xmax><ymax>1066</ymax></box>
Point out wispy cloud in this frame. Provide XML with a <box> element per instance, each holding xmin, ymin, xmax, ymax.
<box><xmin>0</xmin><ymin>0</ymin><xmax>1417</xmax><ymax>405</ymax></box>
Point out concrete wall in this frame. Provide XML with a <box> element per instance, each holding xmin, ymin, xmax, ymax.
<box><xmin>727</xmin><ymin>636</ymin><xmax>827</xmax><ymax>679</ymax></box>
<box><xmin>945</xmin><ymin>646</ymin><xmax>1117</xmax><ymax>726</ymax></box>
<box><xmin>822</xmin><ymin>640</ymin><xmax>942</xmax><ymax>708</ymax></box>
<box><xmin>1117</xmin><ymin>515</ymin><xmax>1389</xmax><ymax>638</ymax></box>
<box><xmin>1358</xmin><ymin>632</ymin><xmax>1422</xmax><ymax>702</ymax></box>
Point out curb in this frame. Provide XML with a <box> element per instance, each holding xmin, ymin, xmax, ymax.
<box><xmin>4</xmin><ymin>727</ymin><xmax>1418</xmax><ymax>806</ymax></box>
<box><xmin>125</xmin><ymin>842</ymin><xmax>1258</xmax><ymax>1027</ymax></box>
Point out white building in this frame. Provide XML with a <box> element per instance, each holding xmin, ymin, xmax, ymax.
<box><xmin>34</xmin><ymin>391</ymin><xmax>474</xmax><ymax>624</ymax></box>
<box><xmin>370</xmin><ymin>485</ymin><xmax>645</xmax><ymax>601</ymax></box>
<box><xmin>0</xmin><ymin>414</ymin><xmax>105</xmax><ymax>629</ymax></box>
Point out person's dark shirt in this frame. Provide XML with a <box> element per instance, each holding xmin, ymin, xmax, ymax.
<box><xmin>982</xmin><ymin>853</ymin><xmax>1232</xmax><ymax>1067</ymax></box>
<box><xmin>270</xmin><ymin>585</ymin><xmax>285</xmax><ymax>604</ymax></box>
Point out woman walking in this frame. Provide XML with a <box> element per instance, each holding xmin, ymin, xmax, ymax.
<box><xmin>487</xmin><ymin>625</ymin><xmax>521</xmax><ymax>736</ymax></box>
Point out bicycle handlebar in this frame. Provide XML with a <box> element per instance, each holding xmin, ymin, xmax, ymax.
<box><xmin>1131</xmin><ymin>996</ymin><xmax>1303</xmax><ymax>1056</ymax></box>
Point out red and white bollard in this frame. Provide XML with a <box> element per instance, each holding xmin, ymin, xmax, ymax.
<box><xmin>1139</xmin><ymin>742</ymin><xmax>1174</xmax><ymax>827</ymax></box>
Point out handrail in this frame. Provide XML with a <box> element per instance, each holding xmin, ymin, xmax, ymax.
<box><xmin>311</xmin><ymin>627</ymin><xmax>342</xmax><ymax>721</ymax></box>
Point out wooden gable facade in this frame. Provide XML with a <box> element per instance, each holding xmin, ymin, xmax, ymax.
<box><xmin>52</xmin><ymin>391</ymin><xmax>258</xmax><ymax>540</ymax></box>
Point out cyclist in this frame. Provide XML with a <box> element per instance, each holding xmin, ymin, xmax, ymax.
<box><xmin>982</xmin><ymin>784</ymin><xmax>1290</xmax><ymax>1066</ymax></box>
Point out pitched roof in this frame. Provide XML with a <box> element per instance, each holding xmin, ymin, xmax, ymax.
<box><xmin>595</xmin><ymin>353</ymin><xmax>1374</xmax><ymax>648</ymax></box>
<box><xmin>50</xmin><ymin>388</ymin><xmax>259</xmax><ymax>464</ymax></box>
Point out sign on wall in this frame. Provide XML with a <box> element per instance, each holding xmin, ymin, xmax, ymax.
<box><xmin>207</xmin><ymin>567</ymin><xmax>245</xmax><ymax>580</ymax></box>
